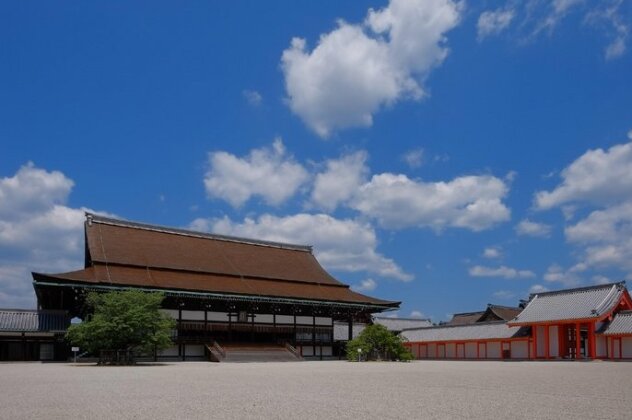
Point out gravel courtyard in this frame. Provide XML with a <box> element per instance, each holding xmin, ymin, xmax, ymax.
<box><xmin>1</xmin><ymin>360</ymin><xmax>630</xmax><ymax>419</ymax></box>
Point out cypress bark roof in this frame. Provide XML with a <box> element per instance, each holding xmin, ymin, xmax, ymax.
<box><xmin>33</xmin><ymin>214</ymin><xmax>398</xmax><ymax>309</ymax></box>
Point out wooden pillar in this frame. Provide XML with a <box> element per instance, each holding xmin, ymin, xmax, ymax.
<box><xmin>228</xmin><ymin>310</ymin><xmax>233</xmax><ymax>342</ymax></box>
<box><xmin>251</xmin><ymin>311</ymin><xmax>255</xmax><ymax>342</ymax></box>
<box><xmin>178</xmin><ymin>307</ymin><xmax>183</xmax><ymax>360</ymax></box>
<box><xmin>348</xmin><ymin>314</ymin><xmax>353</xmax><ymax>342</ymax></box>
<box><xmin>312</xmin><ymin>314</ymin><xmax>316</xmax><ymax>358</ymax></box>
<box><xmin>609</xmin><ymin>337</ymin><xmax>614</xmax><ymax>359</ymax></box>
<box><xmin>273</xmin><ymin>311</ymin><xmax>277</xmax><ymax>343</ymax></box>
<box><xmin>619</xmin><ymin>338</ymin><xmax>623</xmax><ymax>360</ymax></box>
<box><xmin>544</xmin><ymin>325</ymin><xmax>550</xmax><ymax>360</ymax></box>
<box><xmin>558</xmin><ymin>325</ymin><xmax>565</xmax><ymax>359</ymax></box>
<box><xmin>476</xmin><ymin>342</ymin><xmax>480</xmax><ymax>359</ymax></box>
<box><xmin>204</xmin><ymin>308</ymin><xmax>208</xmax><ymax>342</ymax></box>
<box><xmin>575</xmin><ymin>322</ymin><xmax>581</xmax><ymax>360</ymax></box>
<box><xmin>293</xmin><ymin>312</ymin><xmax>297</xmax><ymax>347</ymax></box>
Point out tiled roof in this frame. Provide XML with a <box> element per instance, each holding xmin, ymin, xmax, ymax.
<box><xmin>333</xmin><ymin>322</ymin><xmax>366</xmax><ymax>341</ymax></box>
<box><xmin>509</xmin><ymin>282</ymin><xmax>626</xmax><ymax>325</ymax></box>
<box><xmin>372</xmin><ymin>316</ymin><xmax>432</xmax><ymax>332</ymax></box>
<box><xmin>598</xmin><ymin>311</ymin><xmax>632</xmax><ymax>336</ymax></box>
<box><xmin>444</xmin><ymin>311</ymin><xmax>485</xmax><ymax>326</ymax></box>
<box><xmin>33</xmin><ymin>214</ymin><xmax>399</xmax><ymax>309</ymax></box>
<box><xmin>401</xmin><ymin>321</ymin><xmax>529</xmax><ymax>342</ymax></box>
<box><xmin>0</xmin><ymin>309</ymin><xmax>69</xmax><ymax>332</ymax></box>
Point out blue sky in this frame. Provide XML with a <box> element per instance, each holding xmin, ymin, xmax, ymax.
<box><xmin>1</xmin><ymin>0</ymin><xmax>631</xmax><ymax>321</ymax></box>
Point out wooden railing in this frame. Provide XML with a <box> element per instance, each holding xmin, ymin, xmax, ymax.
<box><xmin>285</xmin><ymin>342</ymin><xmax>302</xmax><ymax>360</ymax></box>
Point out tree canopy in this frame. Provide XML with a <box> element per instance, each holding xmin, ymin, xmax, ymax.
<box><xmin>346</xmin><ymin>324</ymin><xmax>412</xmax><ymax>362</ymax></box>
<box><xmin>66</xmin><ymin>290</ymin><xmax>175</xmax><ymax>359</ymax></box>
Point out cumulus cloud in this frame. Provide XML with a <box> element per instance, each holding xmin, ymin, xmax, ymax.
<box><xmin>492</xmin><ymin>290</ymin><xmax>516</xmax><ymax>300</ymax></box>
<box><xmin>0</xmin><ymin>163</ymin><xmax>103</xmax><ymax>308</ymax></box>
<box><xmin>515</xmin><ymin>218</ymin><xmax>552</xmax><ymax>237</ymax></box>
<box><xmin>537</xmin><ymin>136</ymin><xmax>632</xmax><ymax>278</ymax></box>
<box><xmin>535</xmin><ymin>141</ymin><xmax>632</xmax><ymax>209</ymax></box>
<box><xmin>351</xmin><ymin>173</ymin><xmax>511</xmax><ymax>230</ymax></box>
<box><xmin>353</xmin><ymin>278</ymin><xmax>377</xmax><ymax>292</ymax></box>
<box><xmin>402</xmin><ymin>148</ymin><xmax>424</xmax><ymax>169</ymax></box>
<box><xmin>281</xmin><ymin>0</ymin><xmax>462</xmax><ymax>137</ymax></box>
<box><xmin>477</xmin><ymin>7</ymin><xmax>516</xmax><ymax>40</ymax></box>
<box><xmin>483</xmin><ymin>247</ymin><xmax>502</xmax><ymax>259</ymax></box>
<box><xmin>204</xmin><ymin>138</ymin><xmax>309</xmax><ymax>207</ymax></box>
<box><xmin>409</xmin><ymin>310</ymin><xmax>426</xmax><ymax>319</ymax></box>
<box><xmin>469</xmin><ymin>265</ymin><xmax>535</xmax><ymax>279</ymax></box>
<box><xmin>310</xmin><ymin>151</ymin><xmax>368</xmax><ymax>211</ymax></box>
<box><xmin>193</xmin><ymin>213</ymin><xmax>413</xmax><ymax>281</ymax></box>
<box><xmin>242</xmin><ymin>89</ymin><xmax>262</xmax><ymax>106</ymax></box>
<box><xmin>529</xmin><ymin>284</ymin><xmax>549</xmax><ymax>294</ymax></box>
<box><xmin>543</xmin><ymin>263</ymin><xmax>583</xmax><ymax>287</ymax></box>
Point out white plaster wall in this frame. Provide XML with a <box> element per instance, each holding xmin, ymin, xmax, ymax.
<box><xmin>622</xmin><ymin>337</ymin><xmax>632</xmax><ymax>358</ymax></box>
<box><xmin>456</xmin><ymin>344</ymin><xmax>464</xmax><ymax>359</ymax></box>
<box><xmin>159</xmin><ymin>346</ymin><xmax>179</xmax><ymax>357</ymax></box>
<box><xmin>465</xmin><ymin>343</ymin><xmax>477</xmax><ymax>359</ymax></box>
<box><xmin>207</xmin><ymin>311</ymin><xmax>229</xmax><ymax>322</ymax></box>
<box><xmin>437</xmin><ymin>345</ymin><xmax>446</xmax><ymax>358</ymax></box>
<box><xmin>548</xmin><ymin>326</ymin><xmax>559</xmax><ymax>358</ymax></box>
<box><xmin>596</xmin><ymin>335</ymin><xmax>608</xmax><ymax>358</ymax></box>
<box><xmin>487</xmin><ymin>342</ymin><xmax>501</xmax><ymax>358</ymax></box>
<box><xmin>511</xmin><ymin>341</ymin><xmax>528</xmax><ymax>359</ymax></box>
<box><xmin>276</xmin><ymin>315</ymin><xmax>294</xmax><ymax>324</ymax></box>
<box><xmin>296</xmin><ymin>316</ymin><xmax>313</xmax><ymax>325</ymax></box>
<box><xmin>428</xmin><ymin>343</ymin><xmax>437</xmax><ymax>358</ymax></box>
<box><xmin>536</xmin><ymin>326</ymin><xmax>545</xmax><ymax>358</ymax></box>
<box><xmin>478</xmin><ymin>343</ymin><xmax>486</xmax><ymax>359</ymax></box>
<box><xmin>181</xmin><ymin>310</ymin><xmax>205</xmax><ymax>321</ymax></box>
<box><xmin>315</xmin><ymin>317</ymin><xmax>332</xmax><ymax>326</ymax></box>
<box><xmin>301</xmin><ymin>346</ymin><xmax>313</xmax><ymax>357</ymax></box>
<box><xmin>446</xmin><ymin>343</ymin><xmax>456</xmax><ymax>358</ymax></box>
<box><xmin>185</xmin><ymin>345</ymin><xmax>205</xmax><ymax>357</ymax></box>
<box><xmin>320</xmin><ymin>346</ymin><xmax>333</xmax><ymax>356</ymax></box>
<box><xmin>254</xmin><ymin>314</ymin><xmax>273</xmax><ymax>324</ymax></box>
<box><xmin>410</xmin><ymin>345</ymin><xmax>419</xmax><ymax>358</ymax></box>
<box><xmin>160</xmin><ymin>309</ymin><xmax>179</xmax><ymax>319</ymax></box>
<box><xmin>419</xmin><ymin>345</ymin><xmax>427</xmax><ymax>359</ymax></box>
<box><xmin>613</xmin><ymin>338</ymin><xmax>621</xmax><ymax>358</ymax></box>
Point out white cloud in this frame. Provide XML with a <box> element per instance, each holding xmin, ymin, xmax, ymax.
<box><xmin>281</xmin><ymin>0</ymin><xmax>462</xmax><ymax>137</ymax></box>
<box><xmin>483</xmin><ymin>247</ymin><xmax>502</xmax><ymax>259</ymax></box>
<box><xmin>0</xmin><ymin>163</ymin><xmax>105</xmax><ymax>308</ymax></box>
<box><xmin>515</xmin><ymin>218</ymin><xmax>552</xmax><ymax>237</ymax></box>
<box><xmin>469</xmin><ymin>265</ymin><xmax>535</xmax><ymax>279</ymax></box>
<box><xmin>310</xmin><ymin>151</ymin><xmax>368</xmax><ymax>211</ymax></box>
<box><xmin>535</xmin><ymin>141</ymin><xmax>632</xmax><ymax>209</ymax></box>
<box><xmin>586</xmin><ymin>0</ymin><xmax>629</xmax><ymax>60</ymax></box>
<box><xmin>242</xmin><ymin>89</ymin><xmax>263</xmax><ymax>106</ymax></box>
<box><xmin>543</xmin><ymin>263</ymin><xmax>583</xmax><ymax>287</ymax></box>
<box><xmin>353</xmin><ymin>278</ymin><xmax>377</xmax><ymax>292</ymax></box>
<box><xmin>409</xmin><ymin>310</ymin><xmax>425</xmax><ymax>319</ymax></box>
<box><xmin>492</xmin><ymin>290</ymin><xmax>516</xmax><ymax>300</ymax></box>
<box><xmin>194</xmin><ymin>213</ymin><xmax>413</xmax><ymax>281</ymax></box>
<box><xmin>204</xmin><ymin>138</ymin><xmax>309</xmax><ymax>207</ymax></box>
<box><xmin>402</xmin><ymin>148</ymin><xmax>424</xmax><ymax>169</ymax></box>
<box><xmin>477</xmin><ymin>7</ymin><xmax>516</xmax><ymax>40</ymax></box>
<box><xmin>592</xmin><ymin>275</ymin><xmax>613</xmax><ymax>285</ymax></box>
<box><xmin>351</xmin><ymin>173</ymin><xmax>510</xmax><ymax>230</ymax></box>
<box><xmin>529</xmin><ymin>284</ymin><xmax>549</xmax><ymax>294</ymax></box>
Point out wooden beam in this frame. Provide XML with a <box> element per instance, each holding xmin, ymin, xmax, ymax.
<box><xmin>575</xmin><ymin>322</ymin><xmax>581</xmax><ymax>360</ymax></box>
<box><xmin>544</xmin><ymin>325</ymin><xmax>550</xmax><ymax>360</ymax></box>
<box><xmin>588</xmin><ymin>322</ymin><xmax>596</xmax><ymax>359</ymax></box>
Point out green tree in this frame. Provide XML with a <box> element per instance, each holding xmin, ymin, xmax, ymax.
<box><xmin>346</xmin><ymin>324</ymin><xmax>413</xmax><ymax>362</ymax></box>
<box><xmin>66</xmin><ymin>290</ymin><xmax>175</xmax><ymax>361</ymax></box>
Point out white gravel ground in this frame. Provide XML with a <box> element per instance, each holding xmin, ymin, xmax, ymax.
<box><xmin>0</xmin><ymin>360</ymin><xmax>630</xmax><ymax>420</ymax></box>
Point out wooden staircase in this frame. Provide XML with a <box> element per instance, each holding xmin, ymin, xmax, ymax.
<box><xmin>208</xmin><ymin>342</ymin><xmax>302</xmax><ymax>363</ymax></box>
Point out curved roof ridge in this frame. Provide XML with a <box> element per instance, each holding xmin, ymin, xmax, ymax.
<box><xmin>86</xmin><ymin>212</ymin><xmax>313</xmax><ymax>252</ymax></box>
<box><xmin>529</xmin><ymin>281</ymin><xmax>625</xmax><ymax>298</ymax></box>
<box><xmin>402</xmin><ymin>320</ymin><xmax>507</xmax><ymax>333</ymax></box>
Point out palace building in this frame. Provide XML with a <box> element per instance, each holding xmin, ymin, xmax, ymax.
<box><xmin>402</xmin><ymin>282</ymin><xmax>632</xmax><ymax>360</ymax></box>
<box><xmin>32</xmin><ymin>213</ymin><xmax>399</xmax><ymax>361</ymax></box>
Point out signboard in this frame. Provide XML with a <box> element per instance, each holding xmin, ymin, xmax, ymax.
<box><xmin>71</xmin><ymin>347</ymin><xmax>80</xmax><ymax>352</ymax></box>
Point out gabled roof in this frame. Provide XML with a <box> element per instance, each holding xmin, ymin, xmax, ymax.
<box><xmin>508</xmin><ymin>282</ymin><xmax>627</xmax><ymax>325</ymax></box>
<box><xmin>444</xmin><ymin>311</ymin><xmax>485</xmax><ymax>326</ymax></box>
<box><xmin>0</xmin><ymin>309</ymin><xmax>69</xmax><ymax>332</ymax></box>
<box><xmin>598</xmin><ymin>311</ymin><xmax>632</xmax><ymax>336</ymax></box>
<box><xmin>372</xmin><ymin>316</ymin><xmax>432</xmax><ymax>332</ymax></box>
<box><xmin>479</xmin><ymin>304</ymin><xmax>522</xmax><ymax>322</ymax></box>
<box><xmin>401</xmin><ymin>321</ymin><xmax>529</xmax><ymax>343</ymax></box>
<box><xmin>33</xmin><ymin>214</ymin><xmax>398</xmax><ymax>309</ymax></box>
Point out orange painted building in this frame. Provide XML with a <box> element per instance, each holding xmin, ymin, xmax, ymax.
<box><xmin>402</xmin><ymin>283</ymin><xmax>632</xmax><ymax>361</ymax></box>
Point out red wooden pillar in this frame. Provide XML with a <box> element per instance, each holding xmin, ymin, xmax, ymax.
<box><xmin>476</xmin><ymin>341</ymin><xmax>480</xmax><ymax>359</ymax></box>
<box><xmin>609</xmin><ymin>337</ymin><xmax>614</xmax><ymax>359</ymax></box>
<box><xmin>575</xmin><ymin>322</ymin><xmax>581</xmax><ymax>359</ymax></box>
<box><xmin>558</xmin><ymin>325</ymin><xmax>565</xmax><ymax>359</ymax></box>
<box><xmin>544</xmin><ymin>325</ymin><xmax>550</xmax><ymax>359</ymax></box>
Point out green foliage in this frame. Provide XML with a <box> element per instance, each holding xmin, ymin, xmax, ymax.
<box><xmin>346</xmin><ymin>324</ymin><xmax>413</xmax><ymax>362</ymax></box>
<box><xmin>66</xmin><ymin>290</ymin><xmax>175</xmax><ymax>357</ymax></box>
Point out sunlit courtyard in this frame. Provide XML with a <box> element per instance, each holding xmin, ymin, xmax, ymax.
<box><xmin>1</xmin><ymin>360</ymin><xmax>630</xmax><ymax>419</ymax></box>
